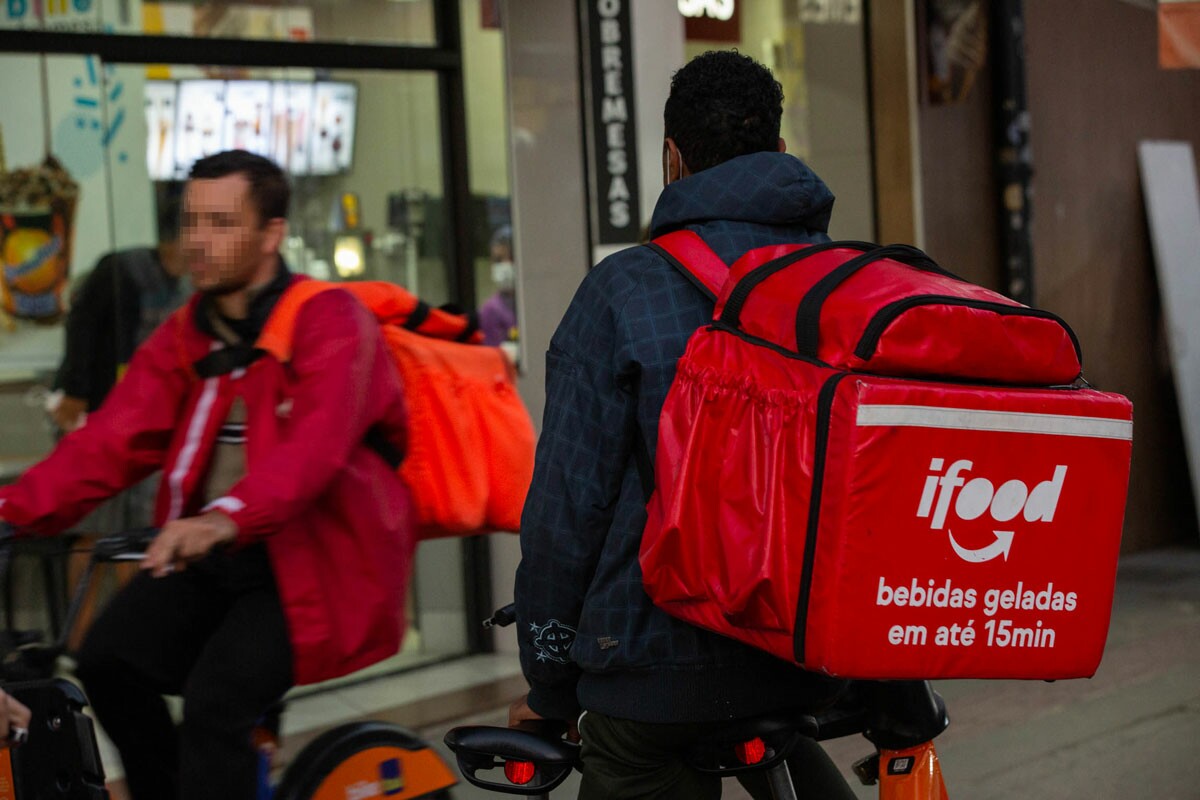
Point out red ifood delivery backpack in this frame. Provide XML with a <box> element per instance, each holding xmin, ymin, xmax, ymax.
<box><xmin>638</xmin><ymin>232</ymin><xmax>1133</xmax><ymax>680</ymax></box>
<box><xmin>254</xmin><ymin>278</ymin><xmax>536</xmax><ymax>539</ymax></box>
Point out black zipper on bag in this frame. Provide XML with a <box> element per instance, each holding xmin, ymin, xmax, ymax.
<box><xmin>792</xmin><ymin>370</ymin><xmax>852</xmax><ymax>664</ymax></box>
<box><xmin>853</xmin><ymin>295</ymin><xmax>1083</xmax><ymax>363</ymax></box>
<box><xmin>707</xmin><ymin>320</ymin><xmax>832</xmax><ymax>368</ymax></box>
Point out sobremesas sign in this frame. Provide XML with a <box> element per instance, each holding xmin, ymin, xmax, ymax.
<box><xmin>582</xmin><ymin>0</ymin><xmax>641</xmax><ymax>245</ymax></box>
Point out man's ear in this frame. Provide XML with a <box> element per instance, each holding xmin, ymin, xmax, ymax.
<box><xmin>664</xmin><ymin>138</ymin><xmax>688</xmax><ymax>185</ymax></box>
<box><xmin>777</xmin><ymin>137</ymin><xmax>787</xmax><ymax>154</ymax></box>
<box><xmin>262</xmin><ymin>217</ymin><xmax>288</xmax><ymax>255</ymax></box>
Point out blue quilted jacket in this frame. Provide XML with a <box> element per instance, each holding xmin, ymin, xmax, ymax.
<box><xmin>516</xmin><ymin>152</ymin><xmax>847</xmax><ymax>723</ymax></box>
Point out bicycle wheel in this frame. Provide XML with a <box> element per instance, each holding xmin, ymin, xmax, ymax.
<box><xmin>274</xmin><ymin>721</ymin><xmax>456</xmax><ymax>800</ymax></box>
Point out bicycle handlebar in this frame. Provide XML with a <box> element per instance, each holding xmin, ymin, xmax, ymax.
<box><xmin>0</xmin><ymin>526</ymin><xmax>161</xmax><ymax>682</ymax></box>
<box><xmin>88</xmin><ymin>529</ymin><xmax>159</xmax><ymax>561</ymax></box>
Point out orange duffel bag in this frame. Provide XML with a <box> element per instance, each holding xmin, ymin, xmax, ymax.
<box><xmin>259</xmin><ymin>278</ymin><xmax>535</xmax><ymax>538</ymax></box>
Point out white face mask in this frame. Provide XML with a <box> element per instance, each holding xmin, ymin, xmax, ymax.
<box><xmin>491</xmin><ymin>260</ymin><xmax>515</xmax><ymax>290</ymax></box>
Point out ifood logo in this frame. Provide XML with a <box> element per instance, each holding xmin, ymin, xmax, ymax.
<box><xmin>917</xmin><ymin>458</ymin><xmax>1067</xmax><ymax>563</ymax></box>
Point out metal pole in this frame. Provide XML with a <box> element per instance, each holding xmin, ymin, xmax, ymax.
<box><xmin>765</xmin><ymin>761</ymin><xmax>799</xmax><ymax>800</ymax></box>
<box><xmin>991</xmin><ymin>0</ymin><xmax>1034</xmax><ymax>305</ymax></box>
<box><xmin>433</xmin><ymin>0</ymin><xmax>495</xmax><ymax>655</ymax></box>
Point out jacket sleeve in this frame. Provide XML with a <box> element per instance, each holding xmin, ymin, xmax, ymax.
<box><xmin>211</xmin><ymin>290</ymin><xmax>393</xmax><ymax>542</ymax></box>
<box><xmin>0</xmin><ymin>319</ymin><xmax>187</xmax><ymax>535</ymax></box>
<box><xmin>515</xmin><ymin>270</ymin><xmax>638</xmax><ymax>721</ymax></box>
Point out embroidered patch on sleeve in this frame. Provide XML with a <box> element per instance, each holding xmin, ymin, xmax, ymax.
<box><xmin>530</xmin><ymin>619</ymin><xmax>577</xmax><ymax>663</ymax></box>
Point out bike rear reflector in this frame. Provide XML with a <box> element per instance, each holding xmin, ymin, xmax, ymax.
<box><xmin>504</xmin><ymin>760</ymin><xmax>536</xmax><ymax>785</ymax></box>
<box><xmin>735</xmin><ymin>738</ymin><xmax>767</xmax><ymax>765</ymax></box>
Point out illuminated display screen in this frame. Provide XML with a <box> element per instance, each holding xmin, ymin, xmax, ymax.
<box><xmin>145</xmin><ymin>79</ymin><xmax>357</xmax><ymax>179</ymax></box>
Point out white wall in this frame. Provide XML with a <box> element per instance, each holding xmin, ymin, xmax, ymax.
<box><xmin>630</xmin><ymin>2</ymin><xmax>686</xmax><ymax>232</ymax></box>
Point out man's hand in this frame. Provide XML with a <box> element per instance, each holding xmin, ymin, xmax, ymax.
<box><xmin>0</xmin><ymin>689</ymin><xmax>32</xmax><ymax>748</ymax></box>
<box><xmin>142</xmin><ymin>511</ymin><xmax>238</xmax><ymax>578</ymax></box>
<box><xmin>51</xmin><ymin>395</ymin><xmax>88</xmax><ymax>433</ymax></box>
<box><xmin>508</xmin><ymin>693</ymin><xmax>580</xmax><ymax>743</ymax></box>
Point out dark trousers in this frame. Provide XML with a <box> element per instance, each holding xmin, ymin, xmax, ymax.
<box><xmin>577</xmin><ymin>711</ymin><xmax>858</xmax><ymax>800</ymax></box>
<box><xmin>75</xmin><ymin>547</ymin><xmax>293</xmax><ymax>800</ymax></box>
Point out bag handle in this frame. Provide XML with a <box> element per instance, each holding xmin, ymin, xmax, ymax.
<box><xmin>792</xmin><ymin>244</ymin><xmax>957</xmax><ymax>358</ymax></box>
<box><xmin>718</xmin><ymin>240</ymin><xmax>879</xmax><ymax>330</ymax></box>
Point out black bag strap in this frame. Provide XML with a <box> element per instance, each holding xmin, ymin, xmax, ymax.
<box><xmin>191</xmin><ymin>345</ymin><xmax>266</xmax><ymax>379</ymax></box>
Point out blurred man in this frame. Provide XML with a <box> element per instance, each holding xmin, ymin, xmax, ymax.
<box><xmin>52</xmin><ymin>185</ymin><xmax>189</xmax><ymax>434</ymax></box>
<box><xmin>0</xmin><ymin>150</ymin><xmax>415</xmax><ymax>800</ymax></box>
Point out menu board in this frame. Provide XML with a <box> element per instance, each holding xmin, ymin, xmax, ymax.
<box><xmin>310</xmin><ymin>82</ymin><xmax>357</xmax><ymax>176</ymax></box>
<box><xmin>224</xmin><ymin>81</ymin><xmax>273</xmax><ymax>158</ymax></box>
<box><xmin>144</xmin><ymin>79</ymin><xmax>357</xmax><ymax>179</ymax></box>
<box><xmin>145</xmin><ymin>81</ymin><xmax>180</xmax><ymax>181</ymax></box>
<box><xmin>271</xmin><ymin>82</ymin><xmax>315</xmax><ymax>176</ymax></box>
<box><xmin>175</xmin><ymin>80</ymin><xmax>228</xmax><ymax>169</ymax></box>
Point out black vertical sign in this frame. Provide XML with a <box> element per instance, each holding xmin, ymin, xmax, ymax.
<box><xmin>582</xmin><ymin>0</ymin><xmax>641</xmax><ymax>245</ymax></box>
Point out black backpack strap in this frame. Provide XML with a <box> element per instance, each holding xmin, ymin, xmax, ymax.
<box><xmin>191</xmin><ymin>345</ymin><xmax>266</xmax><ymax>378</ymax></box>
<box><xmin>365</xmin><ymin>425</ymin><xmax>404</xmax><ymax>469</ymax></box>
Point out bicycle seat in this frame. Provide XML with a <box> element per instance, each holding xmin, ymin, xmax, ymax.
<box><xmin>812</xmin><ymin>700</ymin><xmax>871</xmax><ymax>742</ymax></box>
<box><xmin>686</xmin><ymin>712</ymin><xmax>819</xmax><ymax>776</ymax></box>
<box><xmin>445</xmin><ymin>725</ymin><xmax>579</xmax><ymax>795</ymax></box>
<box><xmin>860</xmin><ymin>681</ymin><xmax>950</xmax><ymax>750</ymax></box>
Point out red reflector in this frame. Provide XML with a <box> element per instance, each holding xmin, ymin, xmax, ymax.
<box><xmin>504</xmin><ymin>760</ymin><xmax>536</xmax><ymax>785</ymax></box>
<box><xmin>735</xmin><ymin>738</ymin><xmax>767</xmax><ymax>765</ymax></box>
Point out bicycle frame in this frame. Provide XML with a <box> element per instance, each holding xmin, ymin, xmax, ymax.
<box><xmin>874</xmin><ymin>742</ymin><xmax>949</xmax><ymax>800</ymax></box>
<box><xmin>0</xmin><ymin>528</ymin><xmax>459</xmax><ymax>800</ymax></box>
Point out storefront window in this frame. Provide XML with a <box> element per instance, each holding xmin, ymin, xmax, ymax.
<box><xmin>0</xmin><ymin>0</ymin><xmax>511</xmax><ymax>674</ymax></box>
<box><xmin>1</xmin><ymin>0</ymin><xmax>437</xmax><ymax>47</ymax></box>
<box><xmin>461</xmin><ymin>0</ymin><xmax>516</xmax><ymax>357</ymax></box>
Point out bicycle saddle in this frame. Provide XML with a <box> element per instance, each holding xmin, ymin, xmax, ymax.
<box><xmin>445</xmin><ymin>725</ymin><xmax>580</xmax><ymax>795</ymax></box>
<box><xmin>686</xmin><ymin>712</ymin><xmax>820</xmax><ymax>775</ymax></box>
<box><xmin>860</xmin><ymin>681</ymin><xmax>950</xmax><ymax>750</ymax></box>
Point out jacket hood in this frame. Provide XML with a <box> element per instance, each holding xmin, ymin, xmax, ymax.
<box><xmin>648</xmin><ymin>151</ymin><xmax>834</xmax><ymax>238</ymax></box>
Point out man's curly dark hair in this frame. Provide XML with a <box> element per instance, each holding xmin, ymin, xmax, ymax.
<box><xmin>664</xmin><ymin>50</ymin><xmax>784</xmax><ymax>175</ymax></box>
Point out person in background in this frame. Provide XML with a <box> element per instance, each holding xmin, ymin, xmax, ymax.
<box><xmin>52</xmin><ymin>184</ymin><xmax>190</xmax><ymax>434</ymax></box>
<box><xmin>479</xmin><ymin>224</ymin><xmax>517</xmax><ymax>351</ymax></box>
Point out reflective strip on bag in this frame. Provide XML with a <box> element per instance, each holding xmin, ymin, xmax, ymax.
<box><xmin>856</xmin><ymin>404</ymin><xmax>1132</xmax><ymax>441</ymax></box>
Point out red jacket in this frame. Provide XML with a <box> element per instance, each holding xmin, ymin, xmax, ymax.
<box><xmin>0</xmin><ymin>284</ymin><xmax>415</xmax><ymax>685</ymax></box>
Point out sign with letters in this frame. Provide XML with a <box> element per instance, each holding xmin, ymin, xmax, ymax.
<box><xmin>581</xmin><ymin>0</ymin><xmax>641</xmax><ymax>246</ymax></box>
<box><xmin>1</xmin><ymin>0</ymin><xmax>102</xmax><ymax>31</ymax></box>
